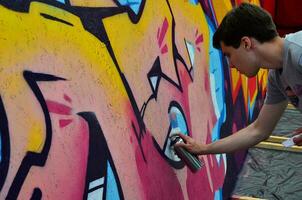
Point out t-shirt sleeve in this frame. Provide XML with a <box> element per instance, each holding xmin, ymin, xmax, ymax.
<box><xmin>298</xmin><ymin>54</ymin><xmax>302</xmax><ymax>73</ymax></box>
<box><xmin>264</xmin><ymin>70</ymin><xmax>287</xmax><ymax>104</ymax></box>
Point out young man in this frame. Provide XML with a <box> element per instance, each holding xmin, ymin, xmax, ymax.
<box><xmin>176</xmin><ymin>3</ymin><xmax>302</xmax><ymax>155</ymax></box>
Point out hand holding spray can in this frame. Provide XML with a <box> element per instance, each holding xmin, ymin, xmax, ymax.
<box><xmin>169</xmin><ymin>111</ymin><xmax>203</xmax><ymax>173</ymax></box>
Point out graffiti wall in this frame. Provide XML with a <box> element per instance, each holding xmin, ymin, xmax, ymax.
<box><xmin>0</xmin><ymin>0</ymin><xmax>266</xmax><ymax>199</ymax></box>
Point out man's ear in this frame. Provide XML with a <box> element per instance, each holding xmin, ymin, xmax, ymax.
<box><xmin>241</xmin><ymin>36</ymin><xmax>252</xmax><ymax>50</ymax></box>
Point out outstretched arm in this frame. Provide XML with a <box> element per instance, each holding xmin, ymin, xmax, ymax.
<box><xmin>176</xmin><ymin>100</ymin><xmax>288</xmax><ymax>155</ymax></box>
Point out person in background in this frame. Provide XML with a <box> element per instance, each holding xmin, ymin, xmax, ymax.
<box><xmin>175</xmin><ymin>3</ymin><xmax>302</xmax><ymax>155</ymax></box>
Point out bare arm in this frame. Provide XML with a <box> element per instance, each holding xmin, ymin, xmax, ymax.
<box><xmin>176</xmin><ymin>100</ymin><xmax>288</xmax><ymax>155</ymax></box>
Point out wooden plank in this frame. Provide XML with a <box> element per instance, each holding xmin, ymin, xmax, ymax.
<box><xmin>287</xmin><ymin>103</ymin><xmax>295</xmax><ymax>110</ymax></box>
<box><xmin>255</xmin><ymin>141</ymin><xmax>302</xmax><ymax>153</ymax></box>
<box><xmin>255</xmin><ymin>135</ymin><xmax>302</xmax><ymax>153</ymax></box>
<box><xmin>265</xmin><ymin>135</ymin><xmax>287</xmax><ymax>143</ymax></box>
<box><xmin>232</xmin><ymin>195</ymin><xmax>266</xmax><ymax>200</ymax></box>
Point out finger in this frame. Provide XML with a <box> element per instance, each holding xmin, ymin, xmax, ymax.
<box><xmin>293</xmin><ymin>127</ymin><xmax>302</xmax><ymax>134</ymax></box>
<box><xmin>174</xmin><ymin>142</ymin><xmax>191</xmax><ymax>150</ymax></box>
<box><xmin>174</xmin><ymin>142</ymin><xmax>187</xmax><ymax>148</ymax></box>
<box><xmin>293</xmin><ymin>134</ymin><xmax>302</xmax><ymax>145</ymax></box>
<box><xmin>176</xmin><ymin>133</ymin><xmax>191</xmax><ymax>141</ymax></box>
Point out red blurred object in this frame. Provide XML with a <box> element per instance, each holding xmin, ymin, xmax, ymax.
<box><xmin>261</xmin><ymin>0</ymin><xmax>302</xmax><ymax>37</ymax></box>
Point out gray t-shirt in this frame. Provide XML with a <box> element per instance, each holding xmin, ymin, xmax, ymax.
<box><xmin>265</xmin><ymin>31</ymin><xmax>302</xmax><ymax>111</ymax></box>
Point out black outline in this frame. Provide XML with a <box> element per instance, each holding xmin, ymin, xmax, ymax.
<box><xmin>6</xmin><ymin>71</ymin><xmax>65</xmax><ymax>199</ymax></box>
<box><xmin>200</xmin><ymin>0</ymin><xmax>219</xmax><ymax>29</ymax></box>
<box><xmin>0</xmin><ymin>0</ymin><xmax>68</xmax><ymax>12</ymax></box>
<box><xmin>184</xmin><ymin>39</ymin><xmax>195</xmax><ymax>74</ymax></box>
<box><xmin>161</xmin><ymin>101</ymin><xmax>190</xmax><ymax>169</ymax></box>
<box><xmin>0</xmin><ymin>96</ymin><xmax>10</xmax><ymax>191</ymax></box>
<box><xmin>147</xmin><ymin>57</ymin><xmax>162</xmax><ymax>100</ymax></box>
<box><xmin>1</xmin><ymin>0</ymin><xmax>198</xmax><ymax>183</ymax></box>
<box><xmin>78</xmin><ymin>112</ymin><xmax>124</xmax><ymax>200</ymax></box>
<box><xmin>87</xmin><ymin>184</ymin><xmax>104</xmax><ymax>194</ymax></box>
<box><xmin>30</xmin><ymin>187</ymin><xmax>42</xmax><ymax>200</ymax></box>
<box><xmin>112</xmin><ymin>0</ymin><xmax>146</xmax><ymax>24</ymax></box>
<box><xmin>131</xmin><ymin>122</ymin><xmax>146</xmax><ymax>162</ymax></box>
<box><xmin>40</xmin><ymin>13</ymin><xmax>74</xmax><ymax>26</ymax></box>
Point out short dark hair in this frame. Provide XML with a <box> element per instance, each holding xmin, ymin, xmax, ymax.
<box><xmin>213</xmin><ymin>3</ymin><xmax>278</xmax><ymax>49</ymax></box>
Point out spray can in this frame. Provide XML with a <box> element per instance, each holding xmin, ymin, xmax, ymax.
<box><xmin>168</xmin><ymin>110</ymin><xmax>203</xmax><ymax>172</ymax></box>
<box><xmin>170</xmin><ymin>135</ymin><xmax>203</xmax><ymax>173</ymax></box>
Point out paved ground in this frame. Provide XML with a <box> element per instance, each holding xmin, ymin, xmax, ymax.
<box><xmin>232</xmin><ymin>106</ymin><xmax>302</xmax><ymax>200</ymax></box>
<box><xmin>273</xmin><ymin>107</ymin><xmax>302</xmax><ymax>137</ymax></box>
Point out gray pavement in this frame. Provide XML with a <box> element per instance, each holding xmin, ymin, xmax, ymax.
<box><xmin>232</xmin><ymin>106</ymin><xmax>302</xmax><ymax>200</ymax></box>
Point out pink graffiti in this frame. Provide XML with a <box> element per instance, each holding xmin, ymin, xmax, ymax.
<box><xmin>131</xmin><ymin>118</ymin><xmax>185</xmax><ymax>200</ymax></box>
<box><xmin>46</xmin><ymin>100</ymin><xmax>72</xmax><ymax>115</ymax></box>
<box><xmin>64</xmin><ymin>94</ymin><xmax>72</xmax><ymax>103</ymax></box>
<box><xmin>59</xmin><ymin>119</ymin><xmax>73</xmax><ymax>128</ymax></box>
<box><xmin>195</xmin><ymin>29</ymin><xmax>203</xmax><ymax>52</ymax></box>
<box><xmin>157</xmin><ymin>18</ymin><xmax>169</xmax><ymax>54</ymax></box>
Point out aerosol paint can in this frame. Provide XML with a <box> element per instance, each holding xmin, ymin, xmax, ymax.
<box><xmin>170</xmin><ymin>135</ymin><xmax>203</xmax><ymax>173</ymax></box>
<box><xmin>169</xmin><ymin>110</ymin><xmax>203</xmax><ymax>172</ymax></box>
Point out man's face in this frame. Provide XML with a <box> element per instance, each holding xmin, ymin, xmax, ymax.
<box><xmin>220</xmin><ymin>41</ymin><xmax>259</xmax><ymax>77</ymax></box>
